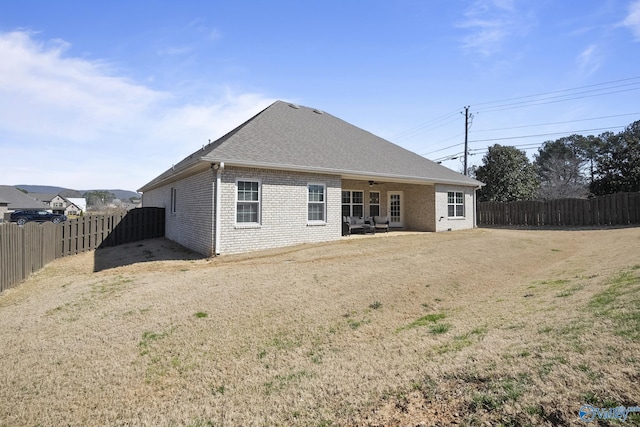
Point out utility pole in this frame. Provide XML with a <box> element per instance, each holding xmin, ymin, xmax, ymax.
<box><xmin>462</xmin><ymin>106</ymin><xmax>474</xmax><ymax>176</ymax></box>
<box><xmin>463</xmin><ymin>106</ymin><xmax>469</xmax><ymax>176</ymax></box>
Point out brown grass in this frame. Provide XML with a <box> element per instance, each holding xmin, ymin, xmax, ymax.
<box><xmin>1</xmin><ymin>228</ymin><xmax>639</xmax><ymax>426</ymax></box>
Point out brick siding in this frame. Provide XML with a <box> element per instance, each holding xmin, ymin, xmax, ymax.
<box><xmin>434</xmin><ymin>184</ymin><xmax>476</xmax><ymax>231</ymax></box>
<box><xmin>220</xmin><ymin>167</ymin><xmax>341</xmax><ymax>254</ymax></box>
<box><xmin>142</xmin><ymin>168</ymin><xmax>215</xmax><ymax>256</ymax></box>
<box><xmin>142</xmin><ymin>167</ymin><xmax>477</xmax><ymax>256</ymax></box>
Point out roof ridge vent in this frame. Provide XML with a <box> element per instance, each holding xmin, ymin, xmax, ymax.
<box><xmin>288</xmin><ymin>103</ymin><xmax>300</xmax><ymax>109</ymax></box>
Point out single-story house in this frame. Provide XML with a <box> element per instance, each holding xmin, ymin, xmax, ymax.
<box><xmin>0</xmin><ymin>185</ymin><xmax>49</xmax><ymax>222</ymax></box>
<box><xmin>138</xmin><ymin>101</ymin><xmax>483</xmax><ymax>256</ymax></box>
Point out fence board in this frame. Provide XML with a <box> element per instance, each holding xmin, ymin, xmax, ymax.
<box><xmin>477</xmin><ymin>192</ymin><xmax>640</xmax><ymax>228</ymax></box>
<box><xmin>0</xmin><ymin>207</ymin><xmax>165</xmax><ymax>293</ymax></box>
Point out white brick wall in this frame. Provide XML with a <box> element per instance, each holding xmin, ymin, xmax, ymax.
<box><xmin>220</xmin><ymin>167</ymin><xmax>342</xmax><ymax>254</ymax></box>
<box><xmin>142</xmin><ymin>168</ymin><xmax>215</xmax><ymax>256</ymax></box>
<box><xmin>142</xmin><ymin>166</ymin><xmax>477</xmax><ymax>256</ymax></box>
<box><xmin>434</xmin><ymin>184</ymin><xmax>476</xmax><ymax>231</ymax></box>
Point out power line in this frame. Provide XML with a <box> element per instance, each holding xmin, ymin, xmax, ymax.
<box><xmin>393</xmin><ymin>115</ymin><xmax>461</xmax><ymax>141</ymax></box>
<box><xmin>476</xmin><ymin>86</ymin><xmax>640</xmax><ymax>114</ymax></box>
<box><xmin>435</xmin><ymin>143</ymin><xmax>546</xmax><ymax>163</ymax></box>
<box><xmin>422</xmin><ymin>141</ymin><xmax>464</xmax><ymax>156</ymax></box>
<box><xmin>467</xmin><ymin>126</ymin><xmax>626</xmax><ymax>143</ymax></box>
<box><xmin>390</xmin><ymin>109</ymin><xmax>461</xmax><ymax>141</ymax></box>
<box><xmin>395</xmin><ymin>76</ymin><xmax>640</xmax><ymax>145</ymax></box>
<box><xmin>472</xmin><ymin>112</ymin><xmax>640</xmax><ymax>133</ymax></box>
<box><xmin>471</xmin><ymin>76</ymin><xmax>640</xmax><ymax>107</ymax></box>
<box><xmin>423</xmin><ymin>118</ymin><xmax>635</xmax><ymax>158</ymax></box>
<box><xmin>430</xmin><ymin>125</ymin><xmax>628</xmax><ymax>163</ymax></box>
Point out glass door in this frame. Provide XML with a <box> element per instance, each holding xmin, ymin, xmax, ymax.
<box><xmin>388</xmin><ymin>191</ymin><xmax>403</xmax><ymax>227</ymax></box>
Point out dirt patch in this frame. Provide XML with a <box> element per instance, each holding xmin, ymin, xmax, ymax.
<box><xmin>93</xmin><ymin>238</ymin><xmax>205</xmax><ymax>272</ymax></box>
<box><xmin>1</xmin><ymin>228</ymin><xmax>639</xmax><ymax>426</ymax></box>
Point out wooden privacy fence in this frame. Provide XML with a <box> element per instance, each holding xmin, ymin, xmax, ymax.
<box><xmin>0</xmin><ymin>207</ymin><xmax>165</xmax><ymax>293</ymax></box>
<box><xmin>477</xmin><ymin>192</ymin><xmax>640</xmax><ymax>227</ymax></box>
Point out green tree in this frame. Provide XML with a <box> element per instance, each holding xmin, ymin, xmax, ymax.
<box><xmin>83</xmin><ymin>190</ymin><xmax>116</xmax><ymax>209</ymax></box>
<box><xmin>474</xmin><ymin>144</ymin><xmax>539</xmax><ymax>202</ymax></box>
<box><xmin>591</xmin><ymin>120</ymin><xmax>640</xmax><ymax>195</ymax></box>
<box><xmin>534</xmin><ymin>136</ymin><xmax>588</xmax><ymax>200</ymax></box>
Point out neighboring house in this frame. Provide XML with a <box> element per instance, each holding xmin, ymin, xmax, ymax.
<box><xmin>65</xmin><ymin>198</ymin><xmax>87</xmax><ymax>216</ymax></box>
<box><xmin>18</xmin><ymin>192</ymin><xmax>87</xmax><ymax>216</ymax></box>
<box><xmin>31</xmin><ymin>194</ymin><xmax>86</xmax><ymax>216</ymax></box>
<box><xmin>49</xmin><ymin>195</ymin><xmax>68</xmax><ymax>213</ymax></box>
<box><xmin>139</xmin><ymin>101</ymin><xmax>483</xmax><ymax>256</ymax></box>
<box><xmin>28</xmin><ymin>193</ymin><xmax>57</xmax><ymax>207</ymax></box>
<box><xmin>0</xmin><ymin>185</ymin><xmax>49</xmax><ymax>221</ymax></box>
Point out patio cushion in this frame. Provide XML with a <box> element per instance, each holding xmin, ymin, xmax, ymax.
<box><xmin>374</xmin><ymin>216</ymin><xmax>389</xmax><ymax>225</ymax></box>
<box><xmin>350</xmin><ymin>216</ymin><xmax>365</xmax><ymax>225</ymax></box>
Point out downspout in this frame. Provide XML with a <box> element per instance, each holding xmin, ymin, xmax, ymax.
<box><xmin>474</xmin><ymin>185</ymin><xmax>481</xmax><ymax>228</ymax></box>
<box><xmin>213</xmin><ymin>162</ymin><xmax>225</xmax><ymax>255</ymax></box>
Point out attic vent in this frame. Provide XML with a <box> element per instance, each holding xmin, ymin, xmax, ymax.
<box><xmin>288</xmin><ymin>103</ymin><xmax>300</xmax><ymax>109</ymax></box>
<box><xmin>313</xmin><ymin>109</ymin><xmax>324</xmax><ymax>114</ymax></box>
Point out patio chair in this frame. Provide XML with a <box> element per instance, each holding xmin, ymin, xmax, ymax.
<box><xmin>342</xmin><ymin>216</ymin><xmax>372</xmax><ymax>236</ymax></box>
<box><xmin>373</xmin><ymin>216</ymin><xmax>390</xmax><ymax>232</ymax></box>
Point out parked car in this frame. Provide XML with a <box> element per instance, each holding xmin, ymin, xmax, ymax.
<box><xmin>9</xmin><ymin>210</ymin><xmax>67</xmax><ymax>225</ymax></box>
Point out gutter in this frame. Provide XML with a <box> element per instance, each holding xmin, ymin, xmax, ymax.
<box><xmin>205</xmin><ymin>158</ymin><xmax>483</xmax><ymax>188</ymax></box>
<box><xmin>140</xmin><ymin>156</ymin><xmax>482</xmax><ymax>193</ymax></box>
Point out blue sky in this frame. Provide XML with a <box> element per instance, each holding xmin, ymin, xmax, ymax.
<box><xmin>1</xmin><ymin>0</ymin><xmax>639</xmax><ymax>191</ymax></box>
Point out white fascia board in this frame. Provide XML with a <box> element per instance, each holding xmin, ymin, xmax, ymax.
<box><xmin>213</xmin><ymin>159</ymin><xmax>481</xmax><ymax>188</ymax></box>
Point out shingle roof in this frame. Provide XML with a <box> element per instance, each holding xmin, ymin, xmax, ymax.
<box><xmin>0</xmin><ymin>186</ymin><xmax>49</xmax><ymax>210</ymax></box>
<box><xmin>28</xmin><ymin>193</ymin><xmax>57</xmax><ymax>203</ymax></box>
<box><xmin>139</xmin><ymin>101</ymin><xmax>481</xmax><ymax>192</ymax></box>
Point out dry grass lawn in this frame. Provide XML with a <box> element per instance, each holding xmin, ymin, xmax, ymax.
<box><xmin>1</xmin><ymin>228</ymin><xmax>639</xmax><ymax>426</ymax></box>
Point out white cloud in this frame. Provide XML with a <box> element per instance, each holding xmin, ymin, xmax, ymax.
<box><xmin>0</xmin><ymin>31</ymin><xmax>165</xmax><ymax>142</ymax></box>
<box><xmin>577</xmin><ymin>44</ymin><xmax>602</xmax><ymax>76</ymax></box>
<box><xmin>456</xmin><ymin>0</ymin><xmax>533</xmax><ymax>57</ymax></box>
<box><xmin>0</xmin><ymin>31</ymin><xmax>274</xmax><ymax>190</ymax></box>
<box><xmin>621</xmin><ymin>0</ymin><xmax>640</xmax><ymax>40</ymax></box>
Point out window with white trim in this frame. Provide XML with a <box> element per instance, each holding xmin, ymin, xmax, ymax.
<box><xmin>341</xmin><ymin>190</ymin><xmax>363</xmax><ymax>217</ymax></box>
<box><xmin>447</xmin><ymin>191</ymin><xmax>465</xmax><ymax>218</ymax></box>
<box><xmin>236</xmin><ymin>180</ymin><xmax>260</xmax><ymax>224</ymax></box>
<box><xmin>308</xmin><ymin>184</ymin><xmax>326</xmax><ymax>222</ymax></box>
<box><xmin>369</xmin><ymin>191</ymin><xmax>380</xmax><ymax>217</ymax></box>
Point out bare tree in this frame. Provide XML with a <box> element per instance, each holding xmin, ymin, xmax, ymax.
<box><xmin>534</xmin><ymin>136</ymin><xmax>588</xmax><ymax>200</ymax></box>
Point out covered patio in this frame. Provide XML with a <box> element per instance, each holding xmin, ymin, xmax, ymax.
<box><xmin>340</xmin><ymin>178</ymin><xmax>438</xmax><ymax>233</ymax></box>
